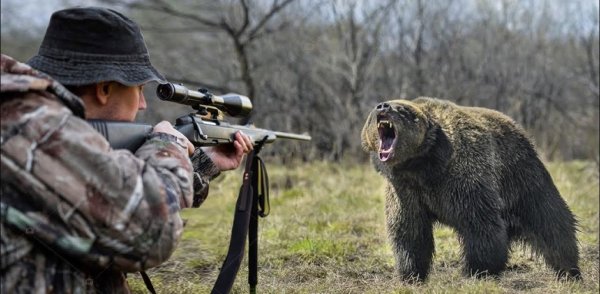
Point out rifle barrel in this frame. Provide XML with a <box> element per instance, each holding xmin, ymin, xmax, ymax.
<box><xmin>271</xmin><ymin>131</ymin><xmax>311</xmax><ymax>141</ymax></box>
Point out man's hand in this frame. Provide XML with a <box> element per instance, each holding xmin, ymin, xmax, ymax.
<box><xmin>153</xmin><ymin>121</ymin><xmax>195</xmax><ymax>156</ymax></box>
<box><xmin>202</xmin><ymin>131</ymin><xmax>253</xmax><ymax>171</ymax></box>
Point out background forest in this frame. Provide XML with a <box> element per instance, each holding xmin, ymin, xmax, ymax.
<box><xmin>2</xmin><ymin>0</ymin><xmax>598</xmax><ymax>163</ymax></box>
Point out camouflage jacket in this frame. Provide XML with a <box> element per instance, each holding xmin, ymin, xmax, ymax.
<box><xmin>0</xmin><ymin>54</ymin><xmax>220</xmax><ymax>293</ymax></box>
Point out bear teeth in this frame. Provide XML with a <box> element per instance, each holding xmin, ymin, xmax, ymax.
<box><xmin>378</xmin><ymin>120</ymin><xmax>392</xmax><ymax>128</ymax></box>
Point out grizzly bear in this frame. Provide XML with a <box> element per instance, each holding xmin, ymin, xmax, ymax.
<box><xmin>361</xmin><ymin>97</ymin><xmax>581</xmax><ymax>281</ymax></box>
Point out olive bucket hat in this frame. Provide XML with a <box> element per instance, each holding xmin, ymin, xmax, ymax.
<box><xmin>27</xmin><ymin>6</ymin><xmax>165</xmax><ymax>86</ymax></box>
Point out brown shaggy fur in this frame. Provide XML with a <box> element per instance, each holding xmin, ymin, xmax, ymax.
<box><xmin>361</xmin><ymin>97</ymin><xmax>581</xmax><ymax>282</ymax></box>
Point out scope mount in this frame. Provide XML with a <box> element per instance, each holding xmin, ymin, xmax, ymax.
<box><xmin>189</xmin><ymin>88</ymin><xmax>220</xmax><ymax>120</ymax></box>
<box><xmin>192</xmin><ymin>105</ymin><xmax>222</xmax><ymax>121</ymax></box>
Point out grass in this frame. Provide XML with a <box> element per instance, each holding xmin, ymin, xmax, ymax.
<box><xmin>129</xmin><ymin>161</ymin><xmax>599</xmax><ymax>293</ymax></box>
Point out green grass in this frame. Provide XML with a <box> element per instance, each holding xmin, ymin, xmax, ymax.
<box><xmin>129</xmin><ymin>161</ymin><xmax>599</xmax><ymax>293</ymax></box>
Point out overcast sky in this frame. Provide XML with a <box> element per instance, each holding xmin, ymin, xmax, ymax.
<box><xmin>1</xmin><ymin>0</ymin><xmax>598</xmax><ymax>36</ymax></box>
<box><xmin>1</xmin><ymin>0</ymin><xmax>113</xmax><ymax>33</ymax></box>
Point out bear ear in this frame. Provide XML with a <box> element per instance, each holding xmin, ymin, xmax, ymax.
<box><xmin>361</xmin><ymin>109</ymin><xmax>378</xmax><ymax>152</ymax></box>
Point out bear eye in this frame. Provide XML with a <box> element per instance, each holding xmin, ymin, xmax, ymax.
<box><xmin>396</xmin><ymin>106</ymin><xmax>416</xmax><ymax>122</ymax></box>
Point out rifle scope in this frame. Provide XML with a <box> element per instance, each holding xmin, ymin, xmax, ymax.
<box><xmin>156</xmin><ymin>83</ymin><xmax>253</xmax><ymax>117</ymax></box>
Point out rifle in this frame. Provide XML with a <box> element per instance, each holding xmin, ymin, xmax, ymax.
<box><xmin>89</xmin><ymin>83</ymin><xmax>310</xmax><ymax>294</ymax></box>
<box><xmin>89</xmin><ymin>82</ymin><xmax>311</xmax><ymax>151</ymax></box>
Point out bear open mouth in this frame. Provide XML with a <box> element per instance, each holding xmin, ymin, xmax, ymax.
<box><xmin>377</xmin><ymin>115</ymin><xmax>396</xmax><ymax>162</ymax></box>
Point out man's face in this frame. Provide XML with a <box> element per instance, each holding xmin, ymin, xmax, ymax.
<box><xmin>104</xmin><ymin>83</ymin><xmax>147</xmax><ymax>121</ymax></box>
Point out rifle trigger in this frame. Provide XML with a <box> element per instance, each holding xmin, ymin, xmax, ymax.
<box><xmin>189</xmin><ymin>114</ymin><xmax>208</xmax><ymax>140</ymax></box>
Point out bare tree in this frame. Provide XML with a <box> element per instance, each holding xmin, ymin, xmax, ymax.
<box><xmin>111</xmin><ymin>0</ymin><xmax>298</xmax><ymax>123</ymax></box>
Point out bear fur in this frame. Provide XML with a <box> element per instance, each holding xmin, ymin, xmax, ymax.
<box><xmin>361</xmin><ymin>97</ymin><xmax>581</xmax><ymax>281</ymax></box>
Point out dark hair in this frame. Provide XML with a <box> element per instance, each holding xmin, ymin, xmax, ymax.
<box><xmin>65</xmin><ymin>84</ymin><xmax>96</xmax><ymax>97</ymax></box>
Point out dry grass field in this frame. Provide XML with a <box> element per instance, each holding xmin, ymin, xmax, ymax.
<box><xmin>129</xmin><ymin>161</ymin><xmax>599</xmax><ymax>293</ymax></box>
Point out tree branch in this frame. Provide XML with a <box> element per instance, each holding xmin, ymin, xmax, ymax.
<box><xmin>245</xmin><ymin>0</ymin><xmax>296</xmax><ymax>42</ymax></box>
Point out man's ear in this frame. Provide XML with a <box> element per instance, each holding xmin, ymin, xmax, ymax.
<box><xmin>94</xmin><ymin>82</ymin><xmax>112</xmax><ymax>105</ymax></box>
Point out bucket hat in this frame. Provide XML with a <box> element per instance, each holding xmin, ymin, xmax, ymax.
<box><xmin>27</xmin><ymin>7</ymin><xmax>165</xmax><ymax>86</ymax></box>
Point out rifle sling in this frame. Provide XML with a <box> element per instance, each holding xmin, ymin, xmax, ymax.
<box><xmin>140</xmin><ymin>271</ymin><xmax>156</xmax><ymax>294</ymax></box>
<box><xmin>249</xmin><ymin>154</ymin><xmax>269</xmax><ymax>293</ymax></box>
<box><xmin>212</xmin><ymin>138</ymin><xmax>269</xmax><ymax>294</ymax></box>
<box><xmin>140</xmin><ymin>139</ymin><xmax>269</xmax><ymax>294</ymax></box>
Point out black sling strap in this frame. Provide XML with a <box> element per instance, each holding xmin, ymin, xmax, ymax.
<box><xmin>212</xmin><ymin>138</ymin><xmax>269</xmax><ymax>294</ymax></box>
<box><xmin>248</xmin><ymin>151</ymin><xmax>269</xmax><ymax>294</ymax></box>
<box><xmin>140</xmin><ymin>271</ymin><xmax>156</xmax><ymax>294</ymax></box>
<box><xmin>142</xmin><ymin>139</ymin><xmax>269</xmax><ymax>294</ymax></box>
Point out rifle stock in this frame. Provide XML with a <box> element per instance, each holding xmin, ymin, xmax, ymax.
<box><xmin>88</xmin><ymin>120</ymin><xmax>152</xmax><ymax>151</ymax></box>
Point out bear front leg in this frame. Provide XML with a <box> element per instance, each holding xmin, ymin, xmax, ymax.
<box><xmin>385</xmin><ymin>186</ymin><xmax>434</xmax><ymax>282</ymax></box>
<box><xmin>458</xmin><ymin>205</ymin><xmax>509</xmax><ymax>278</ymax></box>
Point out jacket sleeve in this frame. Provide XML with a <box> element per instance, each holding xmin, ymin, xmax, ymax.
<box><xmin>0</xmin><ymin>93</ymin><xmax>195</xmax><ymax>272</ymax></box>
<box><xmin>190</xmin><ymin>148</ymin><xmax>221</xmax><ymax>207</ymax></box>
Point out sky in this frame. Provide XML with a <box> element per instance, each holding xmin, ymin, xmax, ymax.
<box><xmin>0</xmin><ymin>0</ymin><xmax>108</xmax><ymax>33</ymax></box>
<box><xmin>1</xmin><ymin>0</ymin><xmax>598</xmax><ymax>36</ymax></box>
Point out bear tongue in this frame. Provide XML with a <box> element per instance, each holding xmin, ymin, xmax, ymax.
<box><xmin>377</xmin><ymin>120</ymin><xmax>396</xmax><ymax>162</ymax></box>
<box><xmin>379</xmin><ymin>150</ymin><xmax>392</xmax><ymax>161</ymax></box>
<box><xmin>378</xmin><ymin>137</ymin><xmax>395</xmax><ymax>161</ymax></box>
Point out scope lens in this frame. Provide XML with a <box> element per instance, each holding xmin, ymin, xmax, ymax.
<box><xmin>156</xmin><ymin>84</ymin><xmax>174</xmax><ymax>100</ymax></box>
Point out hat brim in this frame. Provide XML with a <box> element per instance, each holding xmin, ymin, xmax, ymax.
<box><xmin>27</xmin><ymin>54</ymin><xmax>166</xmax><ymax>87</ymax></box>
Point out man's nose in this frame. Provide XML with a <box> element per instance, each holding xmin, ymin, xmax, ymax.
<box><xmin>376</xmin><ymin>102</ymin><xmax>390</xmax><ymax>111</ymax></box>
<box><xmin>139</xmin><ymin>93</ymin><xmax>147</xmax><ymax>110</ymax></box>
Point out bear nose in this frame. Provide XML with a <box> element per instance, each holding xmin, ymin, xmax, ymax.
<box><xmin>376</xmin><ymin>102</ymin><xmax>390</xmax><ymax>111</ymax></box>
